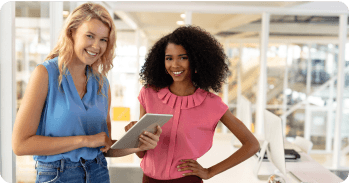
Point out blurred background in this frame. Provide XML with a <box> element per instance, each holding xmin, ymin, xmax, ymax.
<box><xmin>1</xmin><ymin>1</ymin><xmax>349</xmax><ymax>182</ymax></box>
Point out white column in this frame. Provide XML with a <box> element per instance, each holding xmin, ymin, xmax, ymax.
<box><xmin>24</xmin><ymin>41</ymin><xmax>31</xmax><ymax>84</ymax></box>
<box><xmin>255</xmin><ymin>12</ymin><xmax>270</xmax><ymax>136</ymax></box>
<box><xmin>236</xmin><ymin>44</ymin><xmax>243</xmax><ymax>120</ymax></box>
<box><xmin>135</xmin><ymin>29</ymin><xmax>142</xmax><ymax>119</ymax></box>
<box><xmin>327</xmin><ymin>75</ymin><xmax>334</xmax><ymax>152</ymax></box>
<box><xmin>304</xmin><ymin>44</ymin><xmax>312</xmax><ymax>141</ymax></box>
<box><xmin>282</xmin><ymin>45</ymin><xmax>290</xmax><ymax>137</ymax></box>
<box><xmin>50</xmin><ymin>2</ymin><xmax>63</xmax><ymax>50</ymax></box>
<box><xmin>0</xmin><ymin>2</ymin><xmax>16</xmax><ymax>182</ymax></box>
<box><xmin>185</xmin><ymin>11</ymin><xmax>192</xmax><ymax>25</ymax></box>
<box><xmin>306</xmin><ymin>44</ymin><xmax>312</xmax><ymax>94</ymax></box>
<box><xmin>222</xmin><ymin>41</ymin><xmax>229</xmax><ymax>134</ymax></box>
<box><xmin>326</xmin><ymin>46</ymin><xmax>335</xmax><ymax>152</ymax></box>
<box><xmin>333</xmin><ymin>14</ymin><xmax>347</xmax><ymax>169</ymax></box>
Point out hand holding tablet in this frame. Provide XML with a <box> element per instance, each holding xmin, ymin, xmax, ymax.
<box><xmin>111</xmin><ymin>113</ymin><xmax>173</xmax><ymax>149</ymax></box>
<box><xmin>137</xmin><ymin>126</ymin><xmax>162</xmax><ymax>151</ymax></box>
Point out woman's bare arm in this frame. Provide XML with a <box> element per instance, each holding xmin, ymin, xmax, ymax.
<box><xmin>204</xmin><ymin>110</ymin><xmax>260</xmax><ymax>178</ymax></box>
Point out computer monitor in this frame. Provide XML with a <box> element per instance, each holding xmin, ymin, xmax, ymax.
<box><xmin>238</xmin><ymin>96</ymin><xmax>252</xmax><ymax>131</ymax></box>
<box><xmin>254</xmin><ymin>109</ymin><xmax>286</xmax><ymax>180</ymax></box>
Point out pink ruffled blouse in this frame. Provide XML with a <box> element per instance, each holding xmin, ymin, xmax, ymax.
<box><xmin>138</xmin><ymin>87</ymin><xmax>228</xmax><ymax>180</ymax></box>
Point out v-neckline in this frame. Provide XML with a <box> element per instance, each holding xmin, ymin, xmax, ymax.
<box><xmin>67</xmin><ymin>66</ymin><xmax>90</xmax><ymax>111</ymax></box>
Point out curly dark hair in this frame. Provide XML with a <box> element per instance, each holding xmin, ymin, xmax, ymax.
<box><xmin>140</xmin><ymin>25</ymin><xmax>229</xmax><ymax>92</ymax></box>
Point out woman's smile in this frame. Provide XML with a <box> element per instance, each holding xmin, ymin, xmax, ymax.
<box><xmin>172</xmin><ymin>71</ymin><xmax>184</xmax><ymax>76</ymax></box>
<box><xmin>86</xmin><ymin>49</ymin><xmax>98</xmax><ymax>56</ymax></box>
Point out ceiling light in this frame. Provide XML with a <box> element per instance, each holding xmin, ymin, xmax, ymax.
<box><xmin>180</xmin><ymin>14</ymin><xmax>186</xmax><ymax>19</ymax></box>
<box><xmin>63</xmin><ymin>11</ymin><xmax>69</xmax><ymax>17</ymax></box>
<box><xmin>176</xmin><ymin>21</ymin><xmax>184</xmax><ymax>25</ymax></box>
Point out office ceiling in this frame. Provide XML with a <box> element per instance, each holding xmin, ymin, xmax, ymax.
<box><xmin>103</xmin><ymin>1</ymin><xmax>348</xmax><ymax>44</ymax></box>
<box><xmin>15</xmin><ymin>1</ymin><xmax>349</xmax><ymax>44</ymax></box>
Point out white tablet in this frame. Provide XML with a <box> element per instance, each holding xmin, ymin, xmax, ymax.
<box><xmin>110</xmin><ymin>113</ymin><xmax>173</xmax><ymax>149</ymax></box>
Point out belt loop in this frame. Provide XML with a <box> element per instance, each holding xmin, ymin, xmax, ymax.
<box><xmin>35</xmin><ymin>161</ymin><xmax>38</xmax><ymax>169</ymax></box>
<box><xmin>60</xmin><ymin>159</ymin><xmax>64</xmax><ymax>173</ymax></box>
<box><xmin>96</xmin><ymin>154</ymin><xmax>100</xmax><ymax>164</ymax></box>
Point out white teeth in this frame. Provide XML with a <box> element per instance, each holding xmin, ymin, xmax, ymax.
<box><xmin>173</xmin><ymin>71</ymin><xmax>183</xmax><ymax>75</ymax></box>
<box><xmin>86</xmin><ymin>50</ymin><xmax>97</xmax><ymax>56</ymax></box>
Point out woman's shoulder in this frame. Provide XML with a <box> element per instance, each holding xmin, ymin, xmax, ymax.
<box><xmin>101</xmin><ymin>75</ymin><xmax>109</xmax><ymax>86</ymax></box>
<box><xmin>141</xmin><ymin>85</ymin><xmax>160</xmax><ymax>93</ymax></box>
<box><xmin>203</xmin><ymin>90</ymin><xmax>225</xmax><ymax>103</ymax></box>
<box><xmin>40</xmin><ymin>57</ymin><xmax>59</xmax><ymax>72</ymax></box>
<box><xmin>203</xmin><ymin>90</ymin><xmax>218</xmax><ymax>98</ymax></box>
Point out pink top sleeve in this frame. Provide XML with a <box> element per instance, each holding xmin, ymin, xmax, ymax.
<box><xmin>138</xmin><ymin>86</ymin><xmax>147</xmax><ymax>111</ymax></box>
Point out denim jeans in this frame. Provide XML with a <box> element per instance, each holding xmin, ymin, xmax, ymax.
<box><xmin>35</xmin><ymin>153</ymin><xmax>110</xmax><ymax>183</ymax></box>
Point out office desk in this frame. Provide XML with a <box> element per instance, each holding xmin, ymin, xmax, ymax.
<box><xmin>286</xmin><ymin>152</ymin><xmax>343</xmax><ymax>183</ymax></box>
<box><xmin>198</xmin><ymin>133</ymin><xmax>343</xmax><ymax>183</ymax></box>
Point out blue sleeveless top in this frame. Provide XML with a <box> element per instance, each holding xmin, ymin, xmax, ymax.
<box><xmin>33</xmin><ymin>57</ymin><xmax>109</xmax><ymax>162</ymax></box>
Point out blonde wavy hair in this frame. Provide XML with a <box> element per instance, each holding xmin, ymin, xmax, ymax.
<box><xmin>45</xmin><ymin>3</ymin><xmax>116</xmax><ymax>94</ymax></box>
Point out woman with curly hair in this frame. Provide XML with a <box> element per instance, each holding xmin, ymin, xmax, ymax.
<box><xmin>125</xmin><ymin>26</ymin><xmax>259</xmax><ymax>183</ymax></box>
<box><xmin>12</xmin><ymin>3</ymin><xmax>161</xmax><ymax>183</ymax></box>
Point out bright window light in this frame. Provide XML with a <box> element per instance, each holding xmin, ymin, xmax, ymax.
<box><xmin>344</xmin><ymin>99</ymin><xmax>349</xmax><ymax>108</ymax></box>
<box><xmin>285</xmin><ymin>88</ymin><xmax>292</xmax><ymax>95</ymax></box>
<box><xmin>180</xmin><ymin>14</ymin><xmax>186</xmax><ymax>19</ymax></box>
<box><xmin>287</xmin><ymin>47</ymin><xmax>293</xmax><ymax>65</ymax></box>
<box><xmin>328</xmin><ymin>44</ymin><xmax>334</xmax><ymax>49</ymax></box>
<box><xmin>308</xmin><ymin>96</ymin><xmax>324</xmax><ymax>106</ymax></box>
<box><xmin>293</xmin><ymin>45</ymin><xmax>301</xmax><ymax>59</ymax></box>
<box><xmin>139</xmin><ymin>46</ymin><xmax>146</xmax><ymax>56</ymax></box>
<box><xmin>292</xmin><ymin>91</ymin><xmax>299</xmax><ymax>99</ymax></box>
<box><xmin>176</xmin><ymin>21</ymin><xmax>184</xmax><ymax>25</ymax></box>
<box><xmin>278</xmin><ymin>45</ymin><xmax>287</xmax><ymax>58</ymax></box>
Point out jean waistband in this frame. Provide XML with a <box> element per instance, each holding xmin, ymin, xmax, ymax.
<box><xmin>35</xmin><ymin>153</ymin><xmax>105</xmax><ymax>171</ymax></box>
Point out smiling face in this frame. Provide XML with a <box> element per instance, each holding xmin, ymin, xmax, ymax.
<box><xmin>164</xmin><ymin>43</ymin><xmax>192</xmax><ymax>83</ymax></box>
<box><xmin>71</xmin><ymin>18</ymin><xmax>110</xmax><ymax>66</ymax></box>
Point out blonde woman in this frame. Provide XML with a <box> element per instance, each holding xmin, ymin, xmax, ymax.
<box><xmin>12</xmin><ymin>3</ymin><xmax>161</xmax><ymax>183</ymax></box>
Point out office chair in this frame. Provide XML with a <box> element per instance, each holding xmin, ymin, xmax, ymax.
<box><xmin>293</xmin><ymin>136</ymin><xmax>313</xmax><ymax>154</ymax></box>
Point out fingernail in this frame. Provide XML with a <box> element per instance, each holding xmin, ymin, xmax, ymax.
<box><xmin>178</xmin><ymin>169</ymin><xmax>181</xmax><ymax>171</ymax></box>
<box><xmin>177</xmin><ymin>165</ymin><xmax>179</xmax><ymax>168</ymax></box>
<box><xmin>144</xmin><ymin>131</ymin><xmax>147</xmax><ymax>134</ymax></box>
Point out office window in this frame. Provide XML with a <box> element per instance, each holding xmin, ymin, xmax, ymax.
<box><xmin>266</xmin><ymin>44</ymin><xmax>288</xmax><ymax>109</ymax></box>
<box><xmin>15</xmin><ymin>2</ymin><xmax>51</xmax><ymax>182</ymax></box>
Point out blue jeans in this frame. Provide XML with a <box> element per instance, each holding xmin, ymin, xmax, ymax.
<box><xmin>35</xmin><ymin>153</ymin><xmax>110</xmax><ymax>183</ymax></box>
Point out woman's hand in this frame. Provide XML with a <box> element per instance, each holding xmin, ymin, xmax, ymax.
<box><xmin>84</xmin><ymin>132</ymin><xmax>113</xmax><ymax>153</ymax></box>
<box><xmin>137</xmin><ymin>125</ymin><xmax>162</xmax><ymax>151</ymax></box>
<box><xmin>178</xmin><ymin>159</ymin><xmax>213</xmax><ymax>180</ymax></box>
<box><xmin>125</xmin><ymin>121</ymin><xmax>137</xmax><ymax>132</ymax></box>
